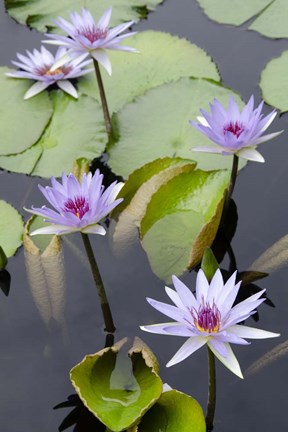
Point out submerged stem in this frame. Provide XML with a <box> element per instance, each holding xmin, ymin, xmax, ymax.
<box><xmin>81</xmin><ymin>233</ymin><xmax>115</xmax><ymax>333</ymax></box>
<box><xmin>206</xmin><ymin>346</ymin><xmax>216</xmax><ymax>432</ymax></box>
<box><xmin>221</xmin><ymin>154</ymin><xmax>239</xmax><ymax>223</ymax></box>
<box><xmin>93</xmin><ymin>59</ymin><xmax>112</xmax><ymax>136</ymax></box>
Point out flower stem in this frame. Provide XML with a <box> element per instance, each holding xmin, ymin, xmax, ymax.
<box><xmin>93</xmin><ymin>59</ymin><xmax>112</xmax><ymax>136</ymax></box>
<box><xmin>81</xmin><ymin>233</ymin><xmax>115</xmax><ymax>333</ymax></box>
<box><xmin>206</xmin><ymin>347</ymin><xmax>216</xmax><ymax>432</ymax></box>
<box><xmin>222</xmin><ymin>154</ymin><xmax>239</xmax><ymax>223</ymax></box>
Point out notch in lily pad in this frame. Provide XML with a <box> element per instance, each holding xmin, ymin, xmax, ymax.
<box><xmin>70</xmin><ymin>338</ymin><xmax>163</xmax><ymax>431</ymax></box>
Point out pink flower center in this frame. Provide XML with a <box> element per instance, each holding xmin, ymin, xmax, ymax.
<box><xmin>36</xmin><ymin>65</ymin><xmax>72</xmax><ymax>78</ymax></box>
<box><xmin>193</xmin><ymin>302</ymin><xmax>221</xmax><ymax>333</ymax></box>
<box><xmin>79</xmin><ymin>26</ymin><xmax>108</xmax><ymax>43</ymax></box>
<box><xmin>223</xmin><ymin>121</ymin><xmax>244</xmax><ymax>138</ymax></box>
<box><xmin>63</xmin><ymin>196</ymin><xmax>89</xmax><ymax>219</ymax></box>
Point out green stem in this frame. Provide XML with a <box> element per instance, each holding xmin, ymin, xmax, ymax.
<box><xmin>81</xmin><ymin>233</ymin><xmax>115</xmax><ymax>333</ymax></box>
<box><xmin>205</xmin><ymin>347</ymin><xmax>216</xmax><ymax>432</ymax></box>
<box><xmin>221</xmin><ymin>154</ymin><xmax>239</xmax><ymax>223</ymax></box>
<box><xmin>93</xmin><ymin>59</ymin><xmax>112</xmax><ymax>136</ymax></box>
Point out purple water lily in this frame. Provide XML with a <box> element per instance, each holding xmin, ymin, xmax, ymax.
<box><xmin>25</xmin><ymin>171</ymin><xmax>123</xmax><ymax>236</ymax></box>
<box><xmin>190</xmin><ymin>96</ymin><xmax>282</xmax><ymax>162</ymax></box>
<box><xmin>141</xmin><ymin>269</ymin><xmax>279</xmax><ymax>378</ymax></box>
<box><xmin>43</xmin><ymin>7</ymin><xmax>137</xmax><ymax>76</ymax></box>
<box><xmin>6</xmin><ymin>46</ymin><xmax>93</xmax><ymax>99</ymax></box>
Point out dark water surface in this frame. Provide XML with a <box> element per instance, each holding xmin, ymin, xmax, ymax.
<box><xmin>1</xmin><ymin>0</ymin><xmax>288</xmax><ymax>431</ymax></box>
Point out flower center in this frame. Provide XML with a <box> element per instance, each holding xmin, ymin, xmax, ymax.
<box><xmin>63</xmin><ymin>196</ymin><xmax>89</xmax><ymax>219</ymax></box>
<box><xmin>36</xmin><ymin>65</ymin><xmax>72</xmax><ymax>77</ymax></box>
<box><xmin>79</xmin><ymin>26</ymin><xmax>108</xmax><ymax>43</ymax></box>
<box><xmin>193</xmin><ymin>302</ymin><xmax>221</xmax><ymax>333</ymax></box>
<box><xmin>223</xmin><ymin>121</ymin><xmax>244</xmax><ymax>138</ymax></box>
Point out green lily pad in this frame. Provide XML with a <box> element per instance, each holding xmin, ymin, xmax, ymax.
<box><xmin>0</xmin><ymin>91</ymin><xmax>107</xmax><ymax>177</ymax></box>
<box><xmin>107</xmin><ymin>77</ymin><xmax>244</xmax><ymax>179</ymax></box>
<box><xmin>138</xmin><ymin>389</ymin><xmax>205</xmax><ymax>432</ymax></box>
<box><xmin>140</xmin><ymin>168</ymin><xmax>230</xmax><ymax>281</ymax></box>
<box><xmin>0</xmin><ymin>201</ymin><xmax>23</xmax><ymax>257</ymax></box>
<box><xmin>5</xmin><ymin>0</ymin><xmax>164</xmax><ymax>33</ymax></box>
<box><xmin>197</xmin><ymin>0</ymin><xmax>288</xmax><ymax>39</ymax></box>
<box><xmin>260</xmin><ymin>51</ymin><xmax>288</xmax><ymax>112</ymax></box>
<box><xmin>70</xmin><ymin>338</ymin><xmax>163</xmax><ymax>432</ymax></box>
<box><xmin>112</xmin><ymin>158</ymin><xmax>196</xmax><ymax>256</ymax></box>
<box><xmin>113</xmin><ymin>157</ymin><xmax>197</xmax><ymax>217</ymax></box>
<box><xmin>79</xmin><ymin>31</ymin><xmax>220</xmax><ymax>112</ymax></box>
<box><xmin>0</xmin><ymin>67</ymin><xmax>53</xmax><ymax>156</ymax></box>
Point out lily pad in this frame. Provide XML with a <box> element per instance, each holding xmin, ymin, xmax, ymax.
<box><xmin>79</xmin><ymin>31</ymin><xmax>220</xmax><ymax>112</ymax></box>
<box><xmin>196</xmin><ymin>0</ymin><xmax>288</xmax><ymax>39</ymax></box>
<box><xmin>107</xmin><ymin>77</ymin><xmax>243</xmax><ymax>179</ymax></box>
<box><xmin>70</xmin><ymin>338</ymin><xmax>163</xmax><ymax>432</ymax></box>
<box><xmin>0</xmin><ymin>201</ymin><xmax>23</xmax><ymax>257</ymax></box>
<box><xmin>0</xmin><ymin>67</ymin><xmax>53</xmax><ymax>156</ymax></box>
<box><xmin>0</xmin><ymin>91</ymin><xmax>107</xmax><ymax>177</ymax></box>
<box><xmin>138</xmin><ymin>389</ymin><xmax>205</xmax><ymax>432</ymax></box>
<box><xmin>260</xmin><ymin>51</ymin><xmax>288</xmax><ymax>112</ymax></box>
<box><xmin>113</xmin><ymin>157</ymin><xmax>197</xmax><ymax>217</ymax></box>
<box><xmin>5</xmin><ymin>0</ymin><xmax>164</xmax><ymax>33</ymax></box>
<box><xmin>140</xmin><ymin>168</ymin><xmax>230</xmax><ymax>281</ymax></box>
<box><xmin>112</xmin><ymin>158</ymin><xmax>196</xmax><ymax>256</ymax></box>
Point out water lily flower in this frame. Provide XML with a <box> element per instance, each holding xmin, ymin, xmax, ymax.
<box><xmin>189</xmin><ymin>96</ymin><xmax>282</xmax><ymax>162</ymax></box>
<box><xmin>43</xmin><ymin>7</ymin><xmax>137</xmax><ymax>76</ymax></box>
<box><xmin>6</xmin><ymin>46</ymin><xmax>93</xmax><ymax>100</ymax></box>
<box><xmin>141</xmin><ymin>269</ymin><xmax>279</xmax><ymax>378</ymax></box>
<box><xmin>25</xmin><ymin>171</ymin><xmax>123</xmax><ymax>236</ymax></box>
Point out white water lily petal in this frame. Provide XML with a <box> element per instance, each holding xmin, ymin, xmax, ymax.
<box><xmin>236</xmin><ymin>147</ymin><xmax>265</xmax><ymax>162</ymax></box>
<box><xmin>227</xmin><ymin>325</ymin><xmax>280</xmax><ymax>339</ymax></box>
<box><xmin>167</xmin><ymin>337</ymin><xmax>207</xmax><ymax>367</ymax></box>
<box><xmin>190</xmin><ymin>96</ymin><xmax>281</xmax><ymax>161</ymax></box>
<box><xmin>165</xmin><ymin>287</ymin><xmax>184</xmax><ymax>309</ymax></box>
<box><xmin>44</xmin><ymin>7</ymin><xmax>137</xmax><ymax>76</ymax></box>
<box><xmin>146</xmin><ymin>298</ymin><xmax>188</xmax><ymax>323</ymax></box>
<box><xmin>252</xmin><ymin>130</ymin><xmax>284</xmax><ymax>146</ymax></box>
<box><xmin>92</xmin><ymin>50</ymin><xmax>112</xmax><ymax>75</ymax></box>
<box><xmin>30</xmin><ymin>224</ymin><xmax>77</xmax><ymax>236</ymax></box>
<box><xmin>140</xmin><ymin>322</ymin><xmax>194</xmax><ymax>337</ymax></box>
<box><xmin>81</xmin><ymin>224</ymin><xmax>106</xmax><ymax>235</ymax></box>
<box><xmin>57</xmin><ymin>80</ymin><xmax>78</xmax><ymax>98</ymax></box>
<box><xmin>24</xmin><ymin>81</ymin><xmax>50</xmax><ymax>99</ymax></box>
<box><xmin>172</xmin><ymin>275</ymin><xmax>198</xmax><ymax>310</ymax></box>
<box><xmin>208</xmin><ymin>341</ymin><xmax>243</xmax><ymax>378</ymax></box>
<box><xmin>9</xmin><ymin>45</ymin><xmax>93</xmax><ymax>100</ymax></box>
<box><xmin>26</xmin><ymin>171</ymin><xmax>123</xmax><ymax>237</ymax></box>
<box><xmin>141</xmin><ymin>269</ymin><xmax>279</xmax><ymax>378</ymax></box>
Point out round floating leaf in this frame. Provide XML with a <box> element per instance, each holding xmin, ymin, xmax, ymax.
<box><xmin>0</xmin><ymin>91</ymin><xmax>107</xmax><ymax>177</ymax></box>
<box><xmin>79</xmin><ymin>31</ymin><xmax>220</xmax><ymax>112</ymax></box>
<box><xmin>70</xmin><ymin>338</ymin><xmax>163</xmax><ymax>432</ymax></box>
<box><xmin>0</xmin><ymin>67</ymin><xmax>53</xmax><ymax>156</ymax></box>
<box><xmin>5</xmin><ymin>0</ymin><xmax>163</xmax><ymax>33</ymax></box>
<box><xmin>0</xmin><ymin>201</ymin><xmax>23</xmax><ymax>257</ymax></box>
<box><xmin>140</xmin><ymin>169</ymin><xmax>230</xmax><ymax>281</ymax></box>
<box><xmin>107</xmin><ymin>77</ymin><xmax>244</xmax><ymax>179</ymax></box>
<box><xmin>113</xmin><ymin>157</ymin><xmax>197</xmax><ymax>217</ymax></box>
<box><xmin>196</xmin><ymin>0</ymin><xmax>288</xmax><ymax>39</ymax></box>
<box><xmin>260</xmin><ymin>51</ymin><xmax>288</xmax><ymax>112</ymax></box>
<box><xmin>112</xmin><ymin>158</ymin><xmax>196</xmax><ymax>256</ymax></box>
<box><xmin>138</xmin><ymin>389</ymin><xmax>205</xmax><ymax>432</ymax></box>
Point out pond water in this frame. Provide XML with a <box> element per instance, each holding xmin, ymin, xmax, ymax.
<box><xmin>1</xmin><ymin>0</ymin><xmax>288</xmax><ymax>431</ymax></box>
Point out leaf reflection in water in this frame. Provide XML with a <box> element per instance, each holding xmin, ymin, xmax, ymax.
<box><xmin>23</xmin><ymin>216</ymin><xmax>67</xmax><ymax>335</ymax></box>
